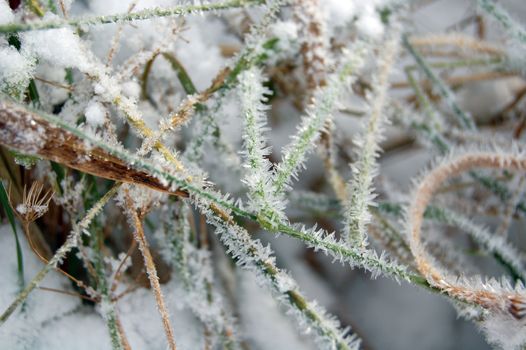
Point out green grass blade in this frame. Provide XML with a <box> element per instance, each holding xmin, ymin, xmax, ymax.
<box><xmin>162</xmin><ymin>53</ymin><xmax>198</xmax><ymax>95</ymax></box>
<box><xmin>0</xmin><ymin>181</ymin><xmax>25</xmax><ymax>289</ymax></box>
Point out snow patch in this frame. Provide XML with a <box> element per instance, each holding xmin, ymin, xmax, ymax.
<box><xmin>0</xmin><ymin>1</ymin><xmax>14</xmax><ymax>25</ymax></box>
<box><xmin>356</xmin><ymin>5</ymin><xmax>385</xmax><ymax>40</ymax></box>
<box><xmin>85</xmin><ymin>100</ymin><xmax>106</xmax><ymax>126</ymax></box>
<box><xmin>324</xmin><ymin>0</ymin><xmax>356</xmax><ymax>29</ymax></box>
<box><xmin>22</xmin><ymin>15</ymin><xmax>91</xmax><ymax>72</ymax></box>
<box><xmin>0</xmin><ymin>45</ymin><xmax>34</xmax><ymax>92</ymax></box>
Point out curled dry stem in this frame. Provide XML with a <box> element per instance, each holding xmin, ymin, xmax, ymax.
<box><xmin>408</xmin><ymin>151</ymin><xmax>526</xmax><ymax>319</ymax></box>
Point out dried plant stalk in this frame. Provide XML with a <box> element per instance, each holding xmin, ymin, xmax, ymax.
<box><xmin>410</xmin><ymin>34</ymin><xmax>504</xmax><ymax>56</ymax></box>
<box><xmin>408</xmin><ymin>151</ymin><xmax>526</xmax><ymax>319</ymax></box>
<box><xmin>124</xmin><ymin>190</ymin><xmax>177</xmax><ymax>350</ymax></box>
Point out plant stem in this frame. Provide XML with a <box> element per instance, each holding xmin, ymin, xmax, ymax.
<box><xmin>92</xmin><ymin>227</ymin><xmax>125</xmax><ymax>350</ymax></box>
<box><xmin>125</xmin><ymin>192</ymin><xmax>177</xmax><ymax>350</ymax></box>
<box><xmin>0</xmin><ymin>0</ymin><xmax>265</xmax><ymax>34</ymax></box>
<box><xmin>0</xmin><ymin>182</ymin><xmax>24</xmax><ymax>291</ymax></box>
<box><xmin>0</xmin><ymin>98</ymin><xmax>431</xmax><ymax>290</ymax></box>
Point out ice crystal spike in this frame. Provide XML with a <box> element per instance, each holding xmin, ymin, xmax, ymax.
<box><xmin>272</xmin><ymin>43</ymin><xmax>368</xmax><ymax>198</ymax></box>
<box><xmin>239</xmin><ymin>67</ymin><xmax>285</xmax><ymax>220</ymax></box>
<box><xmin>344</xmin><ymin>26</ymin><xmax>401</xmax><ymax>248</ymax></box>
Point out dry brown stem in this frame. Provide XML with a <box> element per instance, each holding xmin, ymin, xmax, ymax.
<box><xmin>124</xmin><ymin>190</ymin><xmax>177</xmax><ymax>350</ymax></box>
<box><xmin>392</xmin><ymin>71</ymin><xmax>518</xmax><ymax>89</ymax></box>
<box><xmin>408</xmin><ymin>151</ymin><xmax>526</xmax><ymax>319</ymax></box>
<box><xmin>58</xmin><ymin>0</ymin><xmax>69</xmax><ymax>18</ymax></box>
<box><xmin>115</xmin><ymin>313</ymin><xmax>132</xmax><ymax>350</ymax></box>
<box><xmin>107</xmin><ymin>1</ymin><xmax>138</xmax><ymax>66</ymax></box>
<box><xmin>409</xmin><ymin>34</ymin><xmax>504</xmax><ymax>56</ymax></box>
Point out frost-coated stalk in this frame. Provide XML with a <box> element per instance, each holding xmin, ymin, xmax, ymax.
<box><xmin>268</xmin><ymin>219</ymin><xmax>415</xmax><ymax>283</ymax></box>
<box><xmin>0</xmin><ymin>0</ymin><xmax>266</xmax><ymax>34</ymax></box>
<box><xmin>0</xmin><ymin>100</ymin><xmax>422</xmax><ymax>285</ymax></box>
<box><xmin>124</xmin><ymin>192</ymin><xmax>177</xmax><ymax>350</ymax></box>
<box><xmin>426</xmin><ymin>206</ymin><xmax>526</xmax><ymax>283</ymax></box>
<box><xmin>163</xmin><ymin>204</ymin><xmax>192</xmax><ymax>288</ymax></box>
<box><xmin>239</xmin><ymin>67</ymin><xmax>284</xmax><ymax>221</ymax></box>
<box><xmin>92</xmin><ymin>225</ymin><xmax>125</xmax><ymax>350</ymax></box>
<box><xmin>160</xmin><ymin>202</ymin><xmax>239</xmax><ymax>349</ymax></box>
<box><xmin>75</xmin><ymin>47</ymin><xmax>187</xmax><ymax>173</ymax></box>
<box><xmin>100</xmin><ymin>295</ymin><xmax>124</xmax><ymax>350</ymax></box>
<box><xmin>496</xmin><ymin>176</ymin><xmax>526</xmax><ymax>237</ymax></box>
<box><xmin>0</xmin><ymin>183</ymin><xmax>121</xmax><ymax>325</ymax></box>
<box><xmin>196</xmin><ymin>197</ymin><xmax>361</xmax><ymax>350</ymax></box>
<box><xmin>407</xmin><ymin>151</ymin><xmax>526</xmax><ymax>318</ymax></box>
<box><xmin>292</xmin><ymin>0</ymin><xmax>348</xmax><ymax>204</ymax></box>
<box><xmin>344</xmin><ymin>31</ymin><xmax>400</xmax><ymax>248</ymax></box>
<box><xmin>185</xmin><ymin>0</ymin><xmax>285</xmax><ymax>164</ymax></box>
<box><xmin>272</xmin><ymin>46</ymin><xmax>367</xmax><ymax>197</ymax></box>
<box><xmin>478</xmin><ymin>0</ymin><xmax>526</xmax><ymax>46</ymax></box>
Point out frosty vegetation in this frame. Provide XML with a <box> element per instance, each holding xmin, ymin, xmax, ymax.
<box><xmin>0</xmin><ymin>0</ymin><xmax>525</xmax><ymax>349</ymax></box>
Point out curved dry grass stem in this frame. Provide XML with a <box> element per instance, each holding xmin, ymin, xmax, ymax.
<box><xmin>408</xmin><ymin>151</ymin><xmax>526</xmax><ymax>319</ymax></box>
<box><xmin>123</xmin><ymin>190</ymin><xmax>177</xmax><ymax>350</ymax></box>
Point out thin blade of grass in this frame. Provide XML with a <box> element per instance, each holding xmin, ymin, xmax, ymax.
<box><xmin>0</xmin><ymin>181</ymin><xmax>24</xmax><ymax>289</ymax></box>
